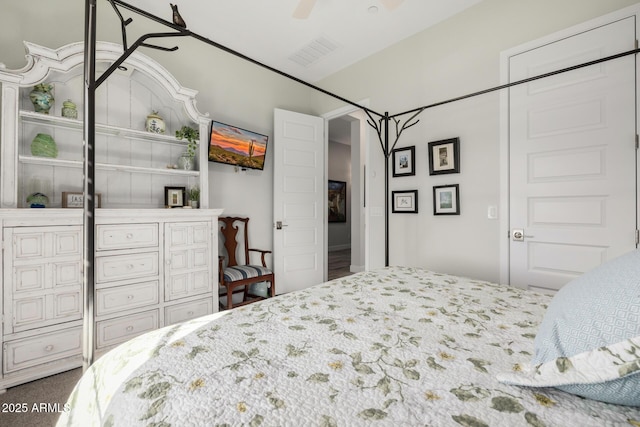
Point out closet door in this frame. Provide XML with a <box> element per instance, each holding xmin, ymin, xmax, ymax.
<box><xmin>508</xmin><ymin>17</ymin><xmax>637</xmax><ymax>292</ymax></box>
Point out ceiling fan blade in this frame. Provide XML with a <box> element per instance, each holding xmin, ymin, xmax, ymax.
<box><xmin>380</xmin><ymin>0</ymin><xmax>403</xmax><ymax>11</ymax></box>
<box><xmin>293</xmin><ymin>0</ymin><xmax>318</xmax><ymax>19</ymax></box>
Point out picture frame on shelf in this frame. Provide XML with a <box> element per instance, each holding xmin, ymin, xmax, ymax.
<box><xmin>391</xmin><ymin>190</ymin><xmax>418</xmax><ymax>213</ymax></box>
<box><xmin>165</xmin><ymin>186</ymin><xmax>186</xmax><ymax>208</ymax></box>
<box><xmin>428</xmin><ymin>137</ymin><xmax>460</xmax><ymax>175</ymax></box>
<box><xmin>433</xmin><ymin>184</ymin><xmax>460</xmax><ymax>215</ymax></box>
<box><xmin>328</xmin><ymin>180</ymin><xmax>347</xmax><ymax>222</ymax></box>
<box><xmin>61</xmin><ymin>191</ymin><xmax>102</xmax><ymax>208</ymax></box>
<box><xmin>392</xmin><ymin>146</ymin><xmax>415</xmax><ymax>177</ymax></box>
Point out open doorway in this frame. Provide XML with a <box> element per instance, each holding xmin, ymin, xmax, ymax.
<box><xmin>327</xmin><ymin>114</ymin><xmax>364</xmax><ymax>280</ymax></box>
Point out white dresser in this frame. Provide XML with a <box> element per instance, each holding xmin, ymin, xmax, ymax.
<box><xmin>0</xmin><ymin>209</ymin><xmax>222</xmax><ymax>391</ymax></box>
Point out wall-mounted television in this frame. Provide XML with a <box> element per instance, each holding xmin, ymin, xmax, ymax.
<box><xmin>208</xmin><ymin>120</ymin><xmax>269</xmax><ymax>171</ymax></box>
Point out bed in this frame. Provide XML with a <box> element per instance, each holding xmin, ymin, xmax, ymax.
<box><xmin>57</xmin><ymin>266</ymin><xmax>640</xmax><ymax>426</ymax></box>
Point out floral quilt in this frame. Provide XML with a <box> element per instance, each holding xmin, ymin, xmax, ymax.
<box><xmin>498</xmin><ymin>336</ymin><xmax>640</xmax><ymax>388</ymax></box>
<box><xmin>57</xmin><ymin>267</ymin><xmax>640</xmax><ymax>426</ymax></box>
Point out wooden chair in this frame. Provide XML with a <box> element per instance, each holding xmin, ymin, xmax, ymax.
<box><xmin>218</xmin><ymin>216</ymin><xmax>275</xmax><ymax>310</ymax></box>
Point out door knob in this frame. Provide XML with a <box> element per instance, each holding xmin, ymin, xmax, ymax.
<box><xmin>512</xmin><ymin>229</ymin><xmax>534</xmax><ymax>241</ymax></box>
<box><xmin>275</xmin><ymin>221</ymin><xmax>288</xmax><ymax>230</ymax></box>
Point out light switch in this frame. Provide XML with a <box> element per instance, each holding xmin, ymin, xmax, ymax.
<box><xmin>487</xmin><ymin>205</ymin><xmax>498</xmax><ymax>219</ymax></box>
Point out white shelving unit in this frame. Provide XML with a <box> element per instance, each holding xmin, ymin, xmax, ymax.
<box><xmin>0</xmin><ymin>41</ymin><xmax>222</xmax><ymax>391</ymax></box>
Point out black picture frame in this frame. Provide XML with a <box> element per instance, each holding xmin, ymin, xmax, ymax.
<box><xmin>392</xmin><ymin>145</ymin><xmax>415</xmax><ymax>177</ymax></box>
<box><xmin>328</xmin><ymin>180</ymin><xmax>347</xmax><ymax>222</ymax></box>
<box><xmin>165</xmin><ymin>186</ymin><xmax>186</xmax><ymax>208</ymax></box>
<box><xmin>433</xmin><ymin>184</ymin><xmax>460</xmax><ymax>215</ymax></box>
<box><xmin>392</xmin><ymin>190</ymin><xmax>418</xmax><ymax>213</ymax></box>
<box><xmin>428</xmin><ymin>137</ymin><xmax>460</xmax><ymax>175</ymax></box>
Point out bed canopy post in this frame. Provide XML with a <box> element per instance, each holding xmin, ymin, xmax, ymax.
<box><xmin>82</xmin><ymin>0</ymin><xmax>98</xmax><ymax>370</ymax></box>
<box><xmin>383</xmin><ymin>112</ymin><xmax>390</xmax><ymax>267</ymax></box>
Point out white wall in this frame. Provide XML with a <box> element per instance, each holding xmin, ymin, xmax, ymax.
<box><xmin>315</xmin><ymin>0</ymin><xmax>640</xmax><ymax>283</ymax></box>
<box><xmin>349</xmin><ymin>115</ymin><xmax>365</xmax><ymax>272</ymax></box>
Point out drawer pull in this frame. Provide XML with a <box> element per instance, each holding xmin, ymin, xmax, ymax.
<box><xmin>126</xmin><ymin>233</ymin><xmax>133</xmax><ymax>239</ymax></box>
<box><xmin>127</xmin><ymin>295</ymin><xmax>134</xmax><ymax>300</ymax></box>
<box><xmin>187</xmin><ymin>311</ymin><xmax>194</xmax><ymax>316</ymax></box>
<box><xmin>44</xmin><ymin>345</ymin><xmax>54</xmax><ymax>352</ymax></box>
<box><xmin>126</xmin><ymin>326</ymin><xmax>134</xmax><ymax>332</ymax></box>
<box><xmin>127</xmin><ymin>264</ymin><xmax>134</xmax><ymax>269</ymax></box>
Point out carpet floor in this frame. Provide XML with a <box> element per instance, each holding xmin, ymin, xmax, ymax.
<box><xmin>0</xmin><ymin>367</ymin><xmax>82</xmax><ymax>427</ymax></box>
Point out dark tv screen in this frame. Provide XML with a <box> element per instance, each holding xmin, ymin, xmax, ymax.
<box><xmin>208</xmin><ymin>120</ymin><xmax>268</xmax><ymax>170</ymax></box>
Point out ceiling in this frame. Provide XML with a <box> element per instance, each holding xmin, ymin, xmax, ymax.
<box><xmin>123</xmin><ymin>0</ymin><xmax>483</xmax><ymax>83</ymax></box>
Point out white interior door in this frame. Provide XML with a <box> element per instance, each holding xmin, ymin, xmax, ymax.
<box><xmin>273</xmin><ymin>108</ymin><xmax>325</xmax><ymax>294</ymax></box>
<box><xmin>509</xmin><ymin>17</ymin><xmax>637</xmax><ymax>292</ymax></box>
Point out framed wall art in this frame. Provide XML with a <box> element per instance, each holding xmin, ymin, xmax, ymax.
<box><xmin>392</xmin><ymin>145</ymin><xmax>415</xmax><ymax>177</ymax></box>
<box><xmin>62</xmin><ymin>191</ymin><xmax>102</xmax><ymax>208</ymax></box>
<box><xmin>392</xmin><ymin>190</ymin><xmax>418</xmax><ymax>213</ymax></box>
<box><xmin>328</xmin><ymin>180</ymin><xmax>347</xmax><ymax>222</ymax></box>
<box><xmin>428</xmin><ymin>137</ymin><xmax>460</xmax><ymax>175</ymax></box>
<box><xmin>433</xmin><ymin>184</ymin><xmax>460</xmax><ymax>215</ymax></box>
<box><xmin>165</xmin><ymin>186</ymin><xmax>186</xmax><ymax>208</ymax></box>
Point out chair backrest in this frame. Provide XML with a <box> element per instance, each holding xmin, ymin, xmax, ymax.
<box><xmin>219</xmin><ymin>216</ymin><xmax>250</xmax><ymax>267</ymax></box>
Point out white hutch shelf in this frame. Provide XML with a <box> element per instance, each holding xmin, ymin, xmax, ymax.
<box><xmin>1</xmin><ymin>41</ymin><xmax>211</xmax><ymax>209</ymax></box>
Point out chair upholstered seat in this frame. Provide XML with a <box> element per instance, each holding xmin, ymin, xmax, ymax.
<box><xmin>223</xmin><ymin>265</ymin><xmax>273</xmax><ymax>282</ymax></box>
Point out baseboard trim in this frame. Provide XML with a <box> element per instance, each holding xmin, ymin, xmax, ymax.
<box><xmin>350</xmin><ymin>265</ymin><xmax>365</xmax><ymax>273</ymax></box>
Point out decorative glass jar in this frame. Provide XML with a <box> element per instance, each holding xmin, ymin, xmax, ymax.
<box><xmin>29</xmin><ymin>83</ymin><xmax>55</xmax><ymax>114</ymax></box>
<box><xmin>30</xmin><ymin>133</ymin><xmax>58</xmax><ymax>158</ymax></box>
<box><xmin>61</xmin><ymin>99</ymin><xmax>78</xmax><ymax>119</ymax></box>
<box><xmin>145</xmin><ymin>111</ymin><xmax>166</xmax><ymax>134</ymax></box>
<box><xmin>178</xmin><ymin>153</ymin><xmax>194</xmax><ymax>170</ymax></box>
<box><xmin>26</xmin><ymin>192</ymin><xmax>49</xmax><ymax>208</ymax></box>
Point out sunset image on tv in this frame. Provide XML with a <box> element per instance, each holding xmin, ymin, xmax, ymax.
<box><xmin>208</xmin><ymin>121</ymin><xmax>268</xmax><ymax>170</ymax></box>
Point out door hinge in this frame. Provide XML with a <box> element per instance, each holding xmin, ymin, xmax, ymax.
<box><xmin>636</xmin><ymin>229</ymin><xmax>639</xmax><ymax>246</ymax></box>
<box><xmin>636</xmin><ymin>134</ymin><xmax>639</xmax><ymax>150</ymax></box>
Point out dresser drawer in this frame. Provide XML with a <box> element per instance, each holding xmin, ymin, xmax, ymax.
<box><xmin>3</xmin><ymin>327</ymin><xmax>82</xmax><ymax>373</ymax></box>
<box><xmin>164</xmin><ymin>298</ymin><xmax>213</xmax><ymax>326</ymax></box>
<box><xmin>96</xmin><ymin>223</ymin><xmax>158</xmax><ymax>251</ymax></box>
<box><xmin>96</xmin><ymin>251</ymin><xmax>159</xmax><ymax>284</ymax></box>
<box><xmin>96</xmin><ymin>310</ymin><xmax>159</xmax><ymax>349</ymax></box>
<box><xmin>96</xmin><ymin>281</ymin><xmax>159</xmax><ymax>316</ymax></box>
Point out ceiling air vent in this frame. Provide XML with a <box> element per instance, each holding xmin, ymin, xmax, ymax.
<box><xmin>288</xmin><ymin>36</ymin><xmax>339</xmax><ymax>68</ymax></box>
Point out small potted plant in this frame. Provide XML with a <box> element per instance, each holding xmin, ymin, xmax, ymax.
<box><xmin>175</xmin><ymin>125</ymin><xmax>199</xmax><ymax>170</ymax></box>
<box><xmin>188</xmin><ymin>185</ymin><xmax>200</xmax><ymax>208</ymax></box>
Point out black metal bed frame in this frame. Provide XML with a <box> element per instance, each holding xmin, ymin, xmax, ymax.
<box><xmin>81</xmin><ymin>0</ymin><xmax>639</xmax><ymax>367</ymax></box>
